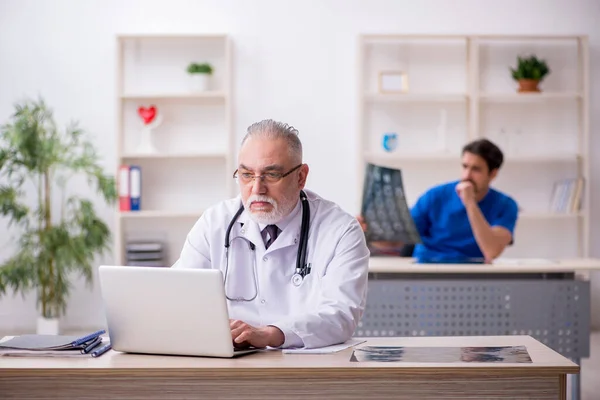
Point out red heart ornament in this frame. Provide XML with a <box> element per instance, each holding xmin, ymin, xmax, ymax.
<box><xmin>138</xmin><ymin>106</ymin><xmax>157</xmax><ymax>125</ymax></box>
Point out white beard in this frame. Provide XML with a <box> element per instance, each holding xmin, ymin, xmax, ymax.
<box><xmin>244</xmin><ymin>193</ymin><xmax>296</xmax><ymax>225</ymax></box>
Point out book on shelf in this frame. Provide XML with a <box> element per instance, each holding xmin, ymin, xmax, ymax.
<box><xmin>549</xmin><ymin>177</ymin><xmax>584</xmax><ymax>214</ymax></box>
<box><xmin>127</xmin><ymin>260</ymin><xmax>168</xmax><ymax>267</ymax></box>
<box><xmin>126</xmin><ymin>251</ymin><xmax>163</xmax><ymax>261</ymax></box>
<box><xmin>118</xmin><ymin>164</ymin><xmax>142</xmax><ymax>212</ymax></box>
<box><xmin>125</xmin><ymin>240</ymin><xmax>167</xmax><ymax>267</ymax></box>
<box><xmin>126</xmin><ymin>242</ymin><xmax>163</xmax><ymax>252</ymax></box>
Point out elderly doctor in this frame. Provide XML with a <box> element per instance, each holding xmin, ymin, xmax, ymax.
<box><xmin>172</xmin><ymin>119</ymin><xmax>369</xmax><ymax>349</ymax></box>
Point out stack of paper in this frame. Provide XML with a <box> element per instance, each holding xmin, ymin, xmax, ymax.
<box><xmin>282</xmin><ymin>338</ymin><xmax>366</xmax><ymax>354</ymax></box>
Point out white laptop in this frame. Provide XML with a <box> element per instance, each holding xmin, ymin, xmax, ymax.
<box><xmin>98</xmin><ymin>265</ymin><xmax>258</xmax><ymax>358</ymax></box>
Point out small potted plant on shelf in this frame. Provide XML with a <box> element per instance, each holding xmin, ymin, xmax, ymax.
<box><xmin>510</xmin><ymin>55</ymin><xmax>550</xmax><ymax>93</ymax></box>
<box><xmin>0</xmin><ymin>98</ymin><xmax>117</xmax><ymax>335</ymax></box>
<box><xmin>187</xmin><ymin>62</ymin><xmax>213</xmax><ymax>92</ymax></box>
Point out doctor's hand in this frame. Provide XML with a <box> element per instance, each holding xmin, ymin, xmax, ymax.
<box><xmin>230</xmin><ymin>319</ymin><xmax>285</xmax><ymax>349</ymax></box>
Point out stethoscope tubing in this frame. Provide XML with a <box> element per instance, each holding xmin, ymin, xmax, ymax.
<box><xmin>224</xmin><ymin>191</ymin><xmax>311</xmax><ymax>296</ymax></box>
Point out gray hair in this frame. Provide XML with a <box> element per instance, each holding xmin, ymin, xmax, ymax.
<box><xmin>241</xmin><ymin>119</ymin><xmax>303</xmax><ymax>163</ymax></box>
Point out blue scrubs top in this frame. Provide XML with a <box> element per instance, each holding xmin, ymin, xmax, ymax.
<box><xmin>411</xmin><ymin>181</ymin><xmax>519</xmax><ymax>263</ymax></box>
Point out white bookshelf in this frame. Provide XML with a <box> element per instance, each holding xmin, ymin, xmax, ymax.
<box><xmin>479</xmin><ymin>92</ymin><xmax>582</xmax><ymax>102</ymax></box>
<box><xmin>358</xmin><ymin>34</ymin><xmax>589</xmax><ymax>259</ymax></box>
<box><xmin>120</xmin><ymin>210</ymin><xmax>204</xmax><ymax>219</ymax></box>
<box><xmin>121</xmin><ymin>151</ymin><xmax>228</xmax><ymax>159</ymax></box>
<box><xmin>365</xmin><ymin>93</ymin><xmax>468</xmax><ymax>103</ymax></box>
<box><xmin>519</xmin><ymin>212</ymin><xmax>584</xmax><ymax>220</ymax></box>
<box><xmin>120</xmin><ymin>92</ymin><xmax>227</xmax><ymax>100</ymax></box>
<box><xmin>365</xmin><ymin>152</ymin><xmax>581</xmax><ymax>164</ymax></box>
<box><xmin>115</xmin><ymin>34</ymin><xmax>233</xmax><ymax>266</ymax></box>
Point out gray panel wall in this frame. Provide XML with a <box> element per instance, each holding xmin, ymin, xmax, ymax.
<box><xmin>357</xmin><ymin>278</ymin><xmax>590</xmax><ymax>360</ymax></box>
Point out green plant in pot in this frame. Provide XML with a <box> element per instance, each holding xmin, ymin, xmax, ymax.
<box><xmin>186</xmin><ymin>62</ymin><xmax>213</xmax><ymax>92</ymax></box>
<box><xmin>510</xmin><ymin>55</ymin><xmax>550</xmax><ymax>93</ymax></box>
<box><xmin>0</xmin><ymin>98</ymin><xmax>117</xmax><ymax>334</ymax></box>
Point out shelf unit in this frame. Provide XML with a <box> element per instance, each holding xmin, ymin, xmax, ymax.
<box><xmin>119</xmin><ymin>210</ymin><xmax>205</xmax><ymax>219</ymax></box>
<box><xmin>357</xmin><ymin>34</ymin><xmax>589</xmax><ymax>259</ymax></box>
<box><xmin>365</xmin><ymin>93</ymin><xmax>468</xmax><ymax>103</ymax></box>
<box><xmin>479</xmin><ymin>92</ymin><xmax>582</xmax><ymax>102</ymax></box>
<box><xmin>366</xmin><ymin>152</ymin><xmax>582</xmax><ymax>164</ymax></box>
<box><xmin>120</xmin><ymin>151</ymin><xmax>228</xmax><ymax>160</ymax></box>
<box><xmin>115</xmin><ymin>34</ymin><xmax>233</xmax><ymax>266</ymax></box>
<box><xmin>120</xmin><ymin>92</ymin><xmax>227</xmax><ymax>100</ymax></box>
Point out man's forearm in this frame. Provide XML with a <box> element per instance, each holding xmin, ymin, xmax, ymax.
<box><xmin>465</xmin><ymin>202</ymin><xmax>505</xmax><ymax>261</ymax></box>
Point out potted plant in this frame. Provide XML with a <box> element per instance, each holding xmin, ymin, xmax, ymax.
<box><xmin>510</xmin><ymin>55</ymin><xmax>550</xmax><ymax>93</ymax></box>
<box><xmin>187</xmin><ymin>62</ymin><xmax>213</xmax><ymax>92</ymax></box>
<box><xmin>0</xmin><ymin>98</ymin><xmax>117</xmax><ymax>335</ymax></box>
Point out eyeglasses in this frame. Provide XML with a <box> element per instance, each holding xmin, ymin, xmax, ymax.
<box><xmin>233</xmin><ymin>164</ymin><xmax>303</xmax><ymax>185</ymax></box>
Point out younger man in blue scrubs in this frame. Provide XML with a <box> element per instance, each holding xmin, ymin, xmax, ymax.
<box><xmin>361</xmin><ymin>139</ymin><xmax>519</xmax><ymax>263</ymax></box>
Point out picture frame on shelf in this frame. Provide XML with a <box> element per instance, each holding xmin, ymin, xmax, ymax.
<box><xmin>378</xmin><ymin>71</ymin><xmax>409</xmax><ymax>94</ymax></box>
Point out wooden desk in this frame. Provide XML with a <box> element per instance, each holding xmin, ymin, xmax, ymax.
<box><xmin>0</xmin><ymin>336</ymin><xmax>578</xmax><ymax>399</ymax></box>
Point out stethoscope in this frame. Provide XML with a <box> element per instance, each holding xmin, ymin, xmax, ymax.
<box><xmin>223</xmin><ymin>191</ymin><xmax>311</xmax><ymax>301</ymax></box>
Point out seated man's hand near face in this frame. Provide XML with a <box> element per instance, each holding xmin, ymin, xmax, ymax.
<box><xmin>455</xmin><ymin>180</ymin><xmax>477</xmax><ymax>206</ymax></box>
<box><xmin>356</xmin><ymin>215</ymin><xmax>405</xmax><ymax>255</ymax></box>
<box><xmin>230</xmin><ymin>319</ymin><xmax>285</xmax><ymax>349</ymax></box>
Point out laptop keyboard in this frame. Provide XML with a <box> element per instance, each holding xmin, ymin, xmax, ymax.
<box><xmin>234</xmin><ymin>347</ymin><xmax>257</xmax><ymax>352</ymax></box>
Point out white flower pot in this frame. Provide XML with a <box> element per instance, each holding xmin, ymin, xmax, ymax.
<box><xmin>37</xmin><ymin>316</ymin><xmax>59</xmax><ymax>335</ymax></box>
<box><xmin>190</xmin><ymin>74</ymin><xmax>210</xmax><ymax>92</ymax></box>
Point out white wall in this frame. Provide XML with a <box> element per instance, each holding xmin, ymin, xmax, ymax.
<box><xmin>0</xmin><ymin>0</ymin><xmax>599</xmax><ymax>332</ymax></box>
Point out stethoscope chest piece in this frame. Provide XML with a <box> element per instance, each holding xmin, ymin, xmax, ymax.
<box><xmin>291</xmin><ymin>273</ymin><xmax>303</xmax><ymax>287</ymax></box>
<box><xmin>224</xmin><ymin>190</ymin><xmax>311</xmax><ymax>296</ymax></box>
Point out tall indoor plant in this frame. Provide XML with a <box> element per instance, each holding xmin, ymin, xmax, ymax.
<box><xmin>0</xmin><ymin>98</ymin><xmax>117</xmax><ymax>334</ymax></box>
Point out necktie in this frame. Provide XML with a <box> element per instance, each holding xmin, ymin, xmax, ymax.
<box><xmin>264</xmin><ymin>225</ymin><xmax>279</xmax><ymax>249</ymax></box>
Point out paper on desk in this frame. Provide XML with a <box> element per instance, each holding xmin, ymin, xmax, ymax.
<box><xmin>282</xmin><ymin>338</ymin><xmax>366</xmax><ymax>354</ymax></box>
<box><xmin>493</xmin><ymin>258</ymin><xmax>557</xmax><ymax>265</ymax></box>
<box><xmin>0</xmin><ymin>348</ymin><xmax>91</xmax><ymax>357</ymax></box>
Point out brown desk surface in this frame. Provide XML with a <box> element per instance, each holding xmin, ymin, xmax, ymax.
<box><xmin>368</xmin><ymin>256</ymin><xmax>600</xmax><ymax>274</ymax></box>
<box><xmin>0</xmin><ymin>335</ymin><xmax>578</xmax><ymax>375</ymax></box>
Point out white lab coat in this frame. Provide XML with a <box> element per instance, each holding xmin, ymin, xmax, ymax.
<box><xmin>172</xmin><ymin>189</ymin><xmax>370</xmax><ymax>349</ymax></box>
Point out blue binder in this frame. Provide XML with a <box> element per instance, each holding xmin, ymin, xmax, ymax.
<box><xmin>129</xmin><ymin>165</ymin><xmax>141</xmax><ymax>211</ymax></box>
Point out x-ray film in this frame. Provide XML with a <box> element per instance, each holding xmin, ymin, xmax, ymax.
<box><xmin>350</xmin><ymin>346</ymin><xmax>532</xmax><ymax>363</ymax></box>
<box><xmin>361</xmin><ymin>163</ymin><xmax>421</xmax><ymax>244</ymax></box>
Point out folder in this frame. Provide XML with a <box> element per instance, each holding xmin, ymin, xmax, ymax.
<box><xmin>0</xmin><ymin>329</ymin><xmax>105</xmax><ymax>351</ymax></box>
<box><xmin>130</xmin><ymin>165</ymin><xmax>141</xmax><ymax>211</ymax></box>
<box><xmin>118</xmin><ymin>165</ymin><xmax>131</xmax><ymax>211</ymax></box>
<box><xmin>0</xmin><ymin>340</ymin><xmax>111</xmax><ymax>358</ymax></box>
